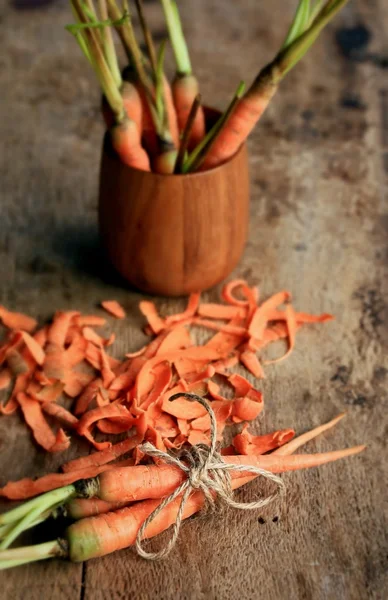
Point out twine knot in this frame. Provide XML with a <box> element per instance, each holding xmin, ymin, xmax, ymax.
<box><xmin>136</xmin><ymin>393</ymin><xmax>285</xmax><ymax>560</ymax></box>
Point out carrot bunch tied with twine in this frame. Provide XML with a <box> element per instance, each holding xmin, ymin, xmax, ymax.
<box><xmin>65</xmin><ymin>0</ymin><xmax>350</xmax><ymax>174</ymax></box>
<box><xmin>0</xmin><ymin>394</ymin><xmax>364</xmax><ymax>568</ymax></box>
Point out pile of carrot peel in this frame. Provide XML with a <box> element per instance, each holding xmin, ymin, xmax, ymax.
<box><xmin>0</xmin><ymin>279</ymin><xmax>334</xmax><ymax>499</ymax></box>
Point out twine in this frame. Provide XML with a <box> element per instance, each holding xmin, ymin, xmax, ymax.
<box><xmin>135</xmin><ymin>393</ymin><xmax>285</xmax><ymax>560</ymax></box>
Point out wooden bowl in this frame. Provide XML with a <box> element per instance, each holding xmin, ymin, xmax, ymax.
<box><xmin>98</xmin><ymin>110</ymin><xmax>250</xmax><ymax>296</ymax></box>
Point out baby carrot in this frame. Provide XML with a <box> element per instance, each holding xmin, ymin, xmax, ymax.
<box><xmin>202</xmin><ymin>0</ymin><xmax>350</xmax><ymax>169</ymax></box>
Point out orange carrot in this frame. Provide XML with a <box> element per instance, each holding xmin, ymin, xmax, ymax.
<box><xmin>122</xmin><ymin>80</ymin><xmax>143</xmax><ymax>133</ymax></box>
<box><xmin>42</xmin><ymin>402</ymin><xmax>79</xmax><ymax>429</ymax></box>
<box><xmin>248</xmin><ymin>291</ymin><xmax>291</xmax><ymax>339</ymax></box>
<box><xmin>17</xmin><ymin>393</ymin><xmax>58</xmax><ymax>452</ymax></box>
<box><xmin>43</xmin><ymin>343</ymin><xmax>66</xmax><ymax>381</ymax></box>
<box><xmin>0</xmin><ymin>306</ymin><xmax>37</xmax><ymax>333</ymax></box>
<box><xmin>240</xmin><ymin>349</ymin><xmax>265</xmax><ymax>378</ymax></box>
<box><xmin>172</xmin><ymin>74</ymin><xmax>205</xmax><ymax>146</ymax></box>
<box><xmin>0</xmin><ymin>368</ymin><xmax>12</xmax><ymax>391</ymax></box>
<box><xmin>228</xmin><ymin>373</ymin><xmax>252</xmax><ymax>397</ymax></box>
<box><xmin>163</xmin><ymin>74</ymin><xmax>179</xmax><ymax>147</ymax></box>
<box><xmin>20</xmin><ymin>331</ymin><xmax>45</xmax><ymax>366</ymax></box>
<box><xmin>233</xmin><ymin>425</ymin><xmax>295</xmax><ymax>455</ymax></box>
<box><xmin>139</xmin><ymin>301</ymin><xmax>165</xmax><ymax>334</ymax></box>
<box><xmin>75</xmin><ymin>316</ymin><xmax>107</xmax><ymax>328</ymax></box>
<box><xmin>33</xmin><ymin>382</ymin><xmax>65</xmax><ymax>403</ymax></box>
<box><xmin>6</xmin><ymin>349</ymin><xmax>29</xmax><ymax>376</ymax></box>
<box><xmin>62</xmin><ymin>413</ymin><xmax>148</xmax><ymax>473</ymax></box>
<box><xmin>264</xmin><ymin>303</ymin><xmax>297</xmax><ymax>364</ymax></box>
<box><xmin>101</xmin><ymin>300</ymin><xmax>126</xmax><ymax>319</ymax></box>
<box><xmin>110</xmin><ymin>119</ymin><xmax>151</xmax><ymax>172</ymax></box>
<box><xmin>48</xmin><ymin>312</ymin><xmax>79</xmax><ymax>348</ymax></box>
<box><xmin>164</xmin><ymin>292</ymin><xmax>200</xmax><ymax>326</ymax></box>
<box><xmin>66</xmin><ymin>497</ymin><xmax>129</xmax><ymax>520</ymax></box>
<box><xmin>197</xmin><ymin>304</ymin><xmax>245</xmax><ymax>320</ymax></box>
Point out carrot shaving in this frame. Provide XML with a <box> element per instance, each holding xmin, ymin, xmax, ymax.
<box><xmin>197</xmin><ymin>303</ymin><xmax>245</xmax><ymax>320</ymax></box>
<box><xmin>229</xmin><ymin>373</ymin><xmax>252</xmax><ymax>397</ymax></box>
<box><xmin>240</xmin><ymin>349</ymin><xmax>265</xmax><ymax>378</ymax></box>
<box><xmin>164</xmin><ymin>293</ymin><xmax>200</xmax><ymax>326</ymax></box>
<box><xmin>20</xmin><ymin>331</ymin><xmax>45</xmax><ymax>366</ymax></box>
<box><xmin>0</xmin><ymin>367</ymin><xmax>12</xmax><ymax>390</ymax></box>
<box><xmin>101</xmin><ymin>300</ymin><xmax>126</xmax><ymax>319</ymax></box>
<box><xmin>233</xmin><ymin>424</ymin><xmax>295</xmax><ymax>455</ymax></box>
<box><xmin>0</xmin><ymin>305</ymin><xmax>37</xmax><ymax>333</ymax></box>
<box><xmin>43</xmin><ymin>343</ymin><xmax>66</xmax><ymax>381</ymax></box>
<box><xmin>48</xmin><ymin>311</ymin><xmax>79</xmax><ymax>347</ymax></box>
<box><xmin>42</xmin><ymin>401</ymin><xmax>78</xmax><ymax>428</ymax></box>
<box><xmin>6</xmin><ymin>348</ymin><xmax>29</xmax><ymax>376</ymax></box>
<box><xmin>33</xmin><ymin>382</ymin><xmax>65</xmax><ymax>403</ymax></box>
<box><xmin>264</xmin><ymin>303</ymin><xmax>297</xmax><ymax>365</ymax></box>
<box><xmin>231</xmin><ymin>388</ymin><xmax>264</xmax><ymax>423</ymax></box>
<box><xmin>17</xmin><ymin>392</ymin><xmax>59</xmax><ymax>452</ymax></box>
<box><xmin>139</xmin><ymin>301</ymin><xmax>165</xmax><ymax>334</ymax></box>
<box><xmin>75</xmin><ymin>315</ymin><xmax>107</xmax><ymax>328</ymax></box>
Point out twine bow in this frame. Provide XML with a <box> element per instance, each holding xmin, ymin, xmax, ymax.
<box><xmin>135</xmin><ymin>393</ymin><xmax>285</xmax><ymax>560</ymax></box>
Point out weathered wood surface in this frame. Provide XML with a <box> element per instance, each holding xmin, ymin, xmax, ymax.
<box><xmin>0</xmin><ymin>1</ymin><xmax>387</xmax><ymax>598</ymax></box>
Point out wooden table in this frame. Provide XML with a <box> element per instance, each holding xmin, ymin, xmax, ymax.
<box><xmin>0</xmin><ymin>1</ymin><xmax>387</xmax><ymax>598</ymax></box>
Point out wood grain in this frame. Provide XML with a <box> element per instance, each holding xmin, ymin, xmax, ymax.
<box><xmin>99</xmin><ymin>125</ymin><xmax>249</xmax><ymax>296</ymax></box>
<box><xmin>0</xmin><ymin>1</ymin><xmax>387</xmax><ymax>599</ymax></box>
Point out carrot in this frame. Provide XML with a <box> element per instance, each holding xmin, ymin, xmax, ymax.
<box><xmin>43</xmin><ymin>343</ymin><xmax>66</xmax><ymax>381</ymax></box>
<box><xmin>42</xmin><ymin>402</ymin><xmax>79</xmax><ymax>429</ymax></box>
<box><xmin>48</xmin><ymin>312</ymin><xmax>79</xmax><ymax>348</ymax></box>
<box><xmin>197</xmin><ymin>304</ymin><xmax>245</xmax><ymax>320</ymax></box>
<box><xmin>33</xmin><ymin>382</ymin><xmax>65</xmax><ymax>403</ymax></box>
<box><xmin>75</xmin><ymin>316</ymin><xmax>107</xmax><ymax>328</ymax></box>
<box><xmin>155</xmin><ymin>326</ymin><xmax>192</xmax><ymax>355</ymax></box>
<box><xmin>74</xmin><ymin>377</ymin><xmax>103</xmax><ymax>415</ymax></box>
<box><xmin>194</xmin><ymin>319</ymin><xmax>248</xmax><ymax>337</ymax></box>
<box><xmin>17</xmin><ymin>393</ymin><xmax>58</xmax><ymax>452</ymax></box>
<box><xmin>162</xmin><ymin>74</ymin><xmax>179</xmax><ymax>148</ymax></box>
<box><xmin>240</xmin><ymin>349</ymin><xmax>265</xmax><ymax>378</ymax></box>
<box><xmin>66</xmin><ymin>497</ymin><xmax>129</xmax><ymax>520</ymax></box>
<box><xmin>0</xmin><ymin>368</ymin><xmax>12</xmax><ymax>391</ymax></box>
<box><xmin>233</xmin><ymin>425</ymin><xmax>295</xmax><ymax>455</ymax></box>
<box><xmin>231</xmin><ymin>388</ymin><xmax>264</xmax><ymax>423</ymax></box>
<box><xmin>100</xmin><ymin>300</ymin><xmax>126</xmax><ymax>319</ymax></box>
<box><xmin>121</xmin><ymin>80</ymin><xmax>143</xmax><ymax>133</ymax></box>
<box><xmin>228</xmin><ymin>373</ymin><xmax>252</xmax><ymax>397</ymax></box>
<box><xmin>0</xmin><ymin>306</ymin><xmax>37</xmax><ymax>333</ymax></box>
<box><xmin>275</xmin><ymin>413</ymin><xmax>346</xmax><ymax>456</ymax></box>
<box><xmin>139</xmin><ymin>301</ymin><xmax>165</xmax><ymax>334</ymax></box>
<box><xmin>0</xmin><ymin>373</ymin><xmax>30</xmax><ymax>415</ymax></box>
<box><xmin>221</xmin><ymin>279</ymin><xmax>258</xmax><ymax>307</ymax></box>
<box><xmin>264</xmin><ymin>303</ymin><xmax>297</xmax><ymax>364</ymax></box>
<box><xmin>20</xmin><ymin>331</ymin><xmax>45</xmax><ymax>366</ymax></box>
<box><xmin>77</xmin><ymin>402</ymin><xmax>132</xmax><ymax>450</ymax></box>
<box><xmin>172</xmin><ymin>74</ymin><xmax>205</xmax><ymax>146</ymax></box>
<box><xmin>6</xmin><ymin>349</ymin><xmax>29</xmax><ymax>376</ymax></box>
<box><xmin>62</xmin><ymin>413</ymin><xmax>147</xmax><ymax>473</ymax></box>
<box><xmin>202</xmin><ymin>0</ymin><xmax>351</xmax><ymax>169</ymax></box>
<box><xmin>164</xmin><ymin>292</ymin><xmax>200</xmax><ymax>326</ymax></box>
<box><xmin>160</xmin><ymin>0</ymin><xmax>205</xmax><ymax>147</ymax></box>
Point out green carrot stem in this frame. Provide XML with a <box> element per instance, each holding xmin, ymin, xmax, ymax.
<box><xmin>160</xmin><ymin>0</ymin><xmax>192</xmax><ymax>76</ymax></box>
<box><xmin>282</xmin><ymin>0</ymin><xmax>311</xmax><ymax>49</ymax></box>
<box><xmin>183</xmin><ymin>81</ymin><xmax>246</xmax><ymax>173</ymax></box>
<box><xmin>308</xmin><ymin>0</ymin><xmax>325</xmax><ymax>25</ymax></box>
<box><xmin>71</xmin><ymin>0</ymin><xmax>125</xmax><ymax>121</ymax></box>
<box><xmin>276</xmin><ymin>0</ymin><xmax>350</xmax><ymax>78</ymax></box>
<box><xmin>174</xmin><ymin>94</ymin><xmax>201</xmax><ymax>173</ymax></box>
<box><xmin>0</xmin><ymin>485</ymin><xmax>77</xmax><ymax>550</ymax></box>
<box><xmin>135</xmin><ymin>0</ymin><xmax>158</xmax><ymax>76</ymax></box>
<box><xmin>155</xmin><ymin>40</ymin><xmax>167</xmax><ymax>122</ymax></box>
<box><xmin>0</xmin><ymin>540</ymin><xmax>66</xmax><ymax>570</ymax></box>
<box><xmin>106</xmin><ymin>0</ymin><xmax>152</xmax><ymax>95</ymax></box>
<box><xmin>98</xmin><ymin>0</ymin><xmax>122</xmax><ymax>89</ymax></box>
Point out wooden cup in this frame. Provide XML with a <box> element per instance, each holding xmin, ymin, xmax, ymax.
<box><xmin>98</xmin><ymin>112</ymin><xmax>250</xmax><ymax>296</ymax></box>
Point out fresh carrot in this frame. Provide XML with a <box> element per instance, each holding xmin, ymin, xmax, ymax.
<box><xmin>160</xmin><ymin>0</ymin><xmax>205</xmax><ymax>146</ymax></box>
<box><xmin>66</xmin><ymin>497</ymin><xmax>129</xmax><ymax>519</ymax></box>
<box><xmin>202</xmin><ymin>0</ymin><xmax>351</xmax><ymax>169</ymax></box>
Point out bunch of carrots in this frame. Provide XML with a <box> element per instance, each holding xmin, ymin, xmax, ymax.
<box><xmin>66</xmin><ymin>0</ymin><xmax>350</xmax><ymax>174</ymax></box>
<box><xmin>0</xmin><ymin>280</ymin><xmax>365</xmax><ymax>569</ymax></box>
